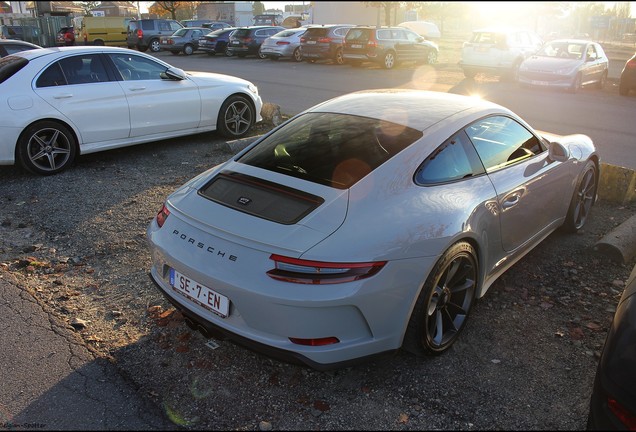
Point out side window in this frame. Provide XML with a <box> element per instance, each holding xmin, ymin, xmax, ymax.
<box><xmin>159</xmin><ymin>21</ymin><xmax>171</xmax><ymax>31</ymax></box>
<box><xmin>55</xmin><ymin>54</ymin><xmax>107</xmax><ymax>85</ymax></box>
<box><xmin>405</xmin><ymin>30</ymin><xmax>420</xmax><ymax>42</ymax></box>
<box><xmin>415</xmin><ymin>131</ymin><xmax>484</xmax><ymax>185</ymax></box>
<box><xmin>36</xmin><ymin>62</ymin><xmax>66</xmax><ymax>87</ymax></box>
<box><xmin>465</xmin><ymin>116</ymin><xmax>545</xmax><ymax>172</ymax></box>
<box><xmin>107</xmin><ymin>52</ymin><xmax>167</xmax><ymax>81</ymax></box>
<box><xmin>586</xmin><ymin>45</ymin><xmax>597</xmax><ymax>60</ymax></box>
<box><xmin>141</xmin><ymin>21</ymin><xmax>154</xmax><ymax>30</ymax></box>
<box><xmin>170</xmin><ymin>21</ymin><xmax>182</xmax><ymax>32</ymax></box>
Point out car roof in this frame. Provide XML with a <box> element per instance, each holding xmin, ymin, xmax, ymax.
<box><xmin>10</xmin><ymin>45</ymin><xmax>157</xmax><ymax>61</ymax></box>
<box><xmin>0</xmin><ymin>39</ymin><xmax>40</xmax><ymax>47</ymax></box>
<box><xmin>307</xmin><ymin>90</ymin><xmax>506</xmax><ymax>131</ymax></box>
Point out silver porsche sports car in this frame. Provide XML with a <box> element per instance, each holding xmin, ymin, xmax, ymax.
<box><xmin>147</xmin><ymin>90</ymin><xmax>599</xmax><ymax>370</ymax></box>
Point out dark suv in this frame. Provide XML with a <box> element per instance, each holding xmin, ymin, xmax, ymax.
<box><xmin>300</xmin><ymin>24</ymin><xmax>354</xmax><ymax>65</ymax></box>
<box><xmin>343</xmin><ymin>26</ymin><xmax>439</xmax><ymax>69</ymax></box>
<box><xmin>126</xmin><ymin>18</ymin><xmax>183</xmax><ymax>52</ymax></box>
<box><xmin>227</xmin><ymin>26</ymin><xmax>284</xmax><ymax>58</ymax></box>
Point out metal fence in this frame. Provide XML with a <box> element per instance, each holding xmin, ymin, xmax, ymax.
<box><xmin>1</xmin><ymin>15</ymin><xmax>73</xmax><ymax>47</ymax></box>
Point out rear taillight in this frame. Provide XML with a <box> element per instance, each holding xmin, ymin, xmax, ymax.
<box><xmin>300</xmin><ymin>37</ymin><xmax>306</xmax><ymax>43</ymax></box>
<box><xmin>156</xmin><ymin>204</ymin><xmax>170</xmax><ymax>228</ymax></box>
<box><xmin>136</xmin><ymin>29</ymin><xmax>143</xmax><ymax>39</ymax></box>
<box><xmin>289</xmin><ymin>337</ymin><xmax>339</xmax><ymax>346</ymax></box>
<box><xmin>317</xmin><ymin>37</ymin><xmax>332</xmax><ymax>43</ymax></box>
<box><xmin>276</xmin><ymin>41</ymin><xmax>290</xmax><ymax>45</ymax></box>
<box><xmin>607</xmin><ymin>397</ymin><xmax>636</xmax><ymax>430</ymax></box>
<box><xmin>367</xmin><ymin>40</ymin><xmax>378</xmax><ymax>48</ymax></box>
<box><xmin>267</xmin><ymin>254</ymin><xmax>386</xmax><ymax>284</ymax></box>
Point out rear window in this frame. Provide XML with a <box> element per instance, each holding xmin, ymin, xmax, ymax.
<box><xmin>304</xmin><ymin>28</ymin><xmax>329</xmax><ymax>38</ymax></box>
<box><xmin>232</xmin><ymin>29</ymin><xmax>251</xmax><ymax>38</ymax></box>
<box><xmin>237</xmin><ymin>112</ymin><xmax>422</xmax><ymax>189</ymax></box>
<box><xmin>345</xmin><ymin>28</ymin><xmax>371</xmax><ymax>42</ymax></box>
<box><xmin>470</xmin><ymin>32</ymin><xmax>505</xmax><ymax>44</ymax></box>
<box><xmin>0</xmin><ymin>55</ymin><xmax>28</xmax><ymax>84</ymax></box>
<box><xmin>172</xmin><ymin>28</ymin><xmax>188</xmax><ymax>37</ymax></box>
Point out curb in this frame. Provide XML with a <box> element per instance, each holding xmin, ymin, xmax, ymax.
<box><xmin>595</xmin><ymin>213</ymin><xmax>636</xmax><ymax>264</ymax></box>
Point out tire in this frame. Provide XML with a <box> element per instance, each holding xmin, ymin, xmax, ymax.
<box><xmin>16</xmin><ymin>121</ymin><xmax>77</xmax><ymax>175</ymax></box>
<box><xmin>217</xmin><ymin>95</ymin><xmax>255</xmax><ymax>139</ymax></box>
<box><xmin>596</xmin><ymin>71</ymin><xmax>607</xmax><ymax>89</ymax></box>
<box><xmin>257</xmin><ymin>47</ymin><xmax>267</xmax><ymax>59</ymax></box>
<box><xmin>619</xmin><ymin>80</ymin><xmax>630</xmax><ymax>96</ymax></box>
<box><xmin>568</xmin><ymin>73</ymin><xmax>582</xmax><ymax>93</ymax></box>
<box><xmin>334</xmin><ymin>48</ymin><xmax>344</xmax><ymax>65</ymax></box>
<box><xmin>562</xmin><ymin>160</ymin><xmax>597</xmax><ymax>233</ymax></box>
<box><xmin>426</xmin><ymin>49</ymin><xmax>438</xmax><ymax>65</ymax></box>
<box><xmin>292</xmin><ymin>47</ymin><xmax>303</xmax><ymax>62</ymax></box>
<box><xmin>149</xmin><ymin>39</ymin><xmax>161</xmax><ymax>53</ymax></box>
<box><xmin>383</xmin><ymin>51</ymin><xmax>396</xmax><ymax>69</ymax></box>
<box><xmin>403</xmin><ymin>241</ymin><xmax>478</xmax><ymax>356</ymax></box>
<box><xmin>463</xmin><ymin>68</ymin><xmax>477</xmax><ymax>79</ymax></box>
<box><xmin>183</xmin><ymin>44</ymin><xmax>194</xmax><ymax>56</ymax></box>
<box><xmin>224</xmin><ymin>48</ymin><xmax>233</xmax><ymax>57</ymax></box>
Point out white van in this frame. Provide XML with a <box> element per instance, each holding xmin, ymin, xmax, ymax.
<box><xmin>398</xmin><ymin>21</ymin><xmax>441</xmax><ymax>39</ymax></box>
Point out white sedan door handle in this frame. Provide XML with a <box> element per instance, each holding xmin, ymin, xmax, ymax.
<box><xmin>53</xmin><ymin>93</ymin><xmax>73</xmax><ymax>99</ymax></box>
<box><xmin>128</xmin><ymin>86</ymin><xmax>147</xmax><ymax>91</ymax></box>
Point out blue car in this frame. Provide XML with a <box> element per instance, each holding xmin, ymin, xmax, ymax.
<box><xmin>198</xmin><ymin>27</ymin><xmax>237</xmax><ymax>56</ymax></box>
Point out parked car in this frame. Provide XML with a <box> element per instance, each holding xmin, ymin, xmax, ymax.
<box><xmin>300</xmin><ymin>24</ymin><xmax>355</xmax><ymax>65</ymax></box>
<box><xmin>619</xmin><ymin>52</ymin><xmax>636</xmax><ymax>96</ymax></box>
<box><xmin>459</xmin><ymin>28</ymin><xmax>543</xmax><ymax>80</ymax></box>
<box><xmin>397</xmin><ymin>21</ymin><xmax>441</xmax><ymax>40</ymax></box>
<box><xmin>127</xmin><ymin>18</ymin><xmax>183</xmax><ymax>53</ymax></box>
<box><xmin>253</xmin><ymin>14</ymin><xmax>283</xmax><ymax>26</ymax></box>
<box><xmin>260</xmin><ymin>27</ymin><xmax>306</xmax><ymax>62</ymax></box>
<box><xmin>0</xmin><ymin>39</ymin><xmax>40</xmax><ymax>57</ymax></box>
<box><xmin>343</xmin><ymin>25</ymin><xmax>439</xmax><ymax>69</ymax></box>
<box><xmin>182</xmin><ymin>19</ymin><xmax>231</xmax><ymax>30</ymax></box>
<box><xmin>147</xmin><ymin>89</ymin><xmax>599</xmax><ymax>370</ymax></box>
<box><xmin>587</xmin><ymin>264</ymin><xmax>636</xmax><ymax>430</ymax></box>
<box><xmin>0</xmin><ymin>46</ymin><xmax>262</xmax><ymax>175</ymax></box>
<box><xmin>160</xmin><ymin>27</ymin><xmax>213</xmax><ymax>55</ymax></box>
<box><xmin>198</xmin><ymin>27</ymin><xmax>237</xmax><ymax>56</ymax></box>
<box><xmin>227</xmin><ymin>26</ymin><xmax>284</xmax><ymax>58</ymax></box>
<box><xmin>518</xmin><ymin>39</ymin><xmax>609</xmax><ymax>93</ymax></box>
<box><xmin>0</xmin><ymin>24</ymin><xmax>41</xmax><ymax>44</ymax></box>
<box><xmin>55</xmin><ymin>26</ymin><xmax>75</xmax><ymax>46</ymax></box>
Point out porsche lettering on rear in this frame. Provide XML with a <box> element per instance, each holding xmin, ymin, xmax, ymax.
<box><xmin>171</xmin><ymin>229</ymin><xmax>237</xmax><ymax>262</ymax></box>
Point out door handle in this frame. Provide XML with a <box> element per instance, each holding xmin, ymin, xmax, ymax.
<box><xmin>502</xmin><ymin>195</ymin><xmax>520</xmax><ymax>209</ymax></box>
<box><xmin>53</xmin><ymin>93</ymin><xmax>73</xmax><ymax>99</ymax></box>
<box><xmin>128</xmin><ymin>86</ymin><xmax>146</xmax><ymax>91</ymax></box>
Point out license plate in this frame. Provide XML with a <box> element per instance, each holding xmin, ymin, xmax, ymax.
<box><xmin>531</xmin><ymin>80</ymin><xmax>549</xmax><ymax>86</ymax></box>
<box><xmin>169</xmin><ymin>268</ymin><xmax>230</xmax><ymax>318</ymax></box>
<box><xmin>306</xmin><ymin>40</ymin><xmax>316</xmax><ymax>44</ymax></box>
<box><xmin>351</xmin><ymin>44</ymin><xmax>363</xmax><ymax>49</ymax></box>
<box><xmin>231</xmin><ymin>41</ymin><xmax>240</xmax><ymax>45</ymax></box>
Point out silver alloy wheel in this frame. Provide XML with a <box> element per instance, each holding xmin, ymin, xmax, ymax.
<box><xmin>334</xmin><ymin>48</ymin><xmax>344</xmax><ymax>65</ymax></box>
<box><xmin>293</xmin><ymin>47</ymin><xmax>302</xmax><ymax>62</ymax></box>
<box><xmin>426</xmin><ymin>50</ymin><xmax>437</xmax><ymax>64</ymax></box>
<box><xmin>184</xmin><ymin>44</ymin><xmax>194</xmax><ymax>55</ymax></box>
<box><xmin>570</xmin><ymin>162</ymin><xmax>597</xmax><ymax>230</ymax></box>
<box><xmin>221</xmin><ymin>97</ymin><xmax>253</xmax><ymax>137</ymax></box>
<box><xmin>23</xmin><ymin>126</ymin><xmax>73</xmax><ymax>173</ymax></box>
<box><xmin>383</xmin><ymin>52</ymin><xmax>395</xmax><ymax>69</ymax></box>
<box><xmin>150</xmin><ymin>39</ymin><xmax>161</xmax><ymax>52</ymax></box>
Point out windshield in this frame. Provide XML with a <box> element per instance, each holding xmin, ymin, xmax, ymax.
<box><xmin>537</xmin><ymin>42</ymin><xmax>584</xmax><ymax>59</ymax></box>
<box><xmin>237</xmin><ymin>112</ymin><xmax>422</xmax><ymax>189</ymax></box>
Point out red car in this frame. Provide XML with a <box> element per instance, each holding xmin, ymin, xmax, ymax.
<box><xmin>619</xmin><ymin>52</ymin><xmax>636</xmax><ymax>96</ymax></box>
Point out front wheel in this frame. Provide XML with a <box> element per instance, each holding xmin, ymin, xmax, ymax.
<box><xmin>426</xmin><ymin>50</ymin><xmax>438</xmax><ymax>65</ymax></box>
<box><xmin>217</xmin><ymin>95</ymin><xmax>255</xmax><ymax>139</ymax></box>
<box><xmin>17</xmin><ymin>121</ymin><xmax>77</xmax><ymax>175</ymax></box>
<box><xmin>562</xmin><ymin>160</ymin><xmax>597</xmax><ymax>233</ymax></box>
<box><xmin>596</xmin><ymin>71</ymin><xmax>607</xmax><ymax>89</ymax></box>
<box><xmin>568</xmin><ymin>73</ymin><xmax>582</xmax><ymax>93</ymax></box>
<box><xmin>183</xmin><ymin>44</ymin><xmax>194</xmax><ymax>56</ymax></box>
<box><xmin>403</xmin><ymin>241</ymin><xmax>478</xmax><ymax>356</ymax></box>
<box><xmin>257</xmin><ymin>48</ymin><xmax>267</xmax><ymax>59</ymax></box>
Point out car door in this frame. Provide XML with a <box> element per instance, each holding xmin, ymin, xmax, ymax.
<box><xmin>391</xmin><ymin>29</ymin><xmax>414</xmax><ymax>61</ymax></box>
<box><xmin>583</xmin><ymin>43</ymin><xmax>604</xmax><ymax>83</ymax></box>
<box><xmin>107</xmin><ymin>52</ymin><xmax>201</xmax><ymax>137</ymax></box>
<box><xmin>33</xmin><ymin>53</ymin><xmax>130</xmax><ymax>145</ymax></box>
<box><xmin>465</xmin><ymin>115</ymin><xmax>571</xmax><ymax>252</ymax></box>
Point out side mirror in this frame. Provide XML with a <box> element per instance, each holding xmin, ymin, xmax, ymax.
<box><xmin>162</xmin><ymin>67</ymin><xmax>186</xmax><ymax>80</ymax></box>
<box><xmin>548</xmin><ymin>141</ymin><xmax>569</xmax><ymax>162</ymax></box>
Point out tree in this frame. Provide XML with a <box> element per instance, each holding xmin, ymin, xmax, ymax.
<box><xmin>76</xmin><ymin>1</ymin><xmax>100</xmax><ymax>17</ymax></box>
<box><xmin>253</xmin><ymin>1</ymin><xmax>265</xmax><ymax>16</ymax></box>
<box><xmin>416</xmin><ymin>2</ymin><xmax>467</xmax><ymax>35</ymax></box>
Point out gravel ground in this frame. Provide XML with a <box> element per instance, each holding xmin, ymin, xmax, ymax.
<box><xmin>0</xmin><ymin>122</ymin><xmax>634</xmax><ymax>431</ymax></box>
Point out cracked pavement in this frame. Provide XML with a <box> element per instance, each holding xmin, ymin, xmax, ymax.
<box><xmin>0</xmin><ymin>277</ymin><xmax>173</xmax><ymax>430</ymax></box>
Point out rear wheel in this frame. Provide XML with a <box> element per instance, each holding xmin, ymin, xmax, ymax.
<box><xmin>17</xmin><ymin>121</ymin><xmax>77</xmax><ymax>175</ymax></box>
<box><xmin>292</xmin><ymin>47</ymin><xmax>303</xmax><ymax>62</ymax></box>
<box><xmin>183</xmin><ymin>44</ymin><xmax>194</xmax><ymax>55</ymax></box>
<box><xmin>217</xmin><ymin>95</ymin><xmax>255</xmax><ymax>139</ymax></box>
<box><xmin>224</xmin><ymin>48</ymin><xmax>233</xmax><ymax>57</ymax></box>
<box><xmin>149</xmin><ymin>38</ymin><xmax>161</xmax><ymax>53</ymax></box>
<box><xmin>562</xmin><ymin>160</ymin><xmax>597</xmax><ymax>232</ymax></box>
<box><xmin>334</xmin><ymin>48</ymin><xmax>344</xmax><ymax>65</ymax></box>
<box><xmin>383</xmin><ymin>51</ymin><xmax>396</xmax><ymax>69</ymax></box>
<box><xmin>403</xmin><ymin>241</ymin><xmax>478</xmax><ymax>356</ymax></box>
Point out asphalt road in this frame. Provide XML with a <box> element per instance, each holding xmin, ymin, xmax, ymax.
<box><xmin>153</xmin><ymin>50</ymin><xmax>636</xmax><ymax>170</ymax></box>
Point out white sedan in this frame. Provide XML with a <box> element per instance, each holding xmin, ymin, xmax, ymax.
<box><xmin>0</xmin><ymin>46</ymin><xmax>262</xmax><ymax>175</ymax></box>
<box><xmin>147</xmin><ymin>90</ymin><xmax>599</xmax><ymax>370</ymax></box>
